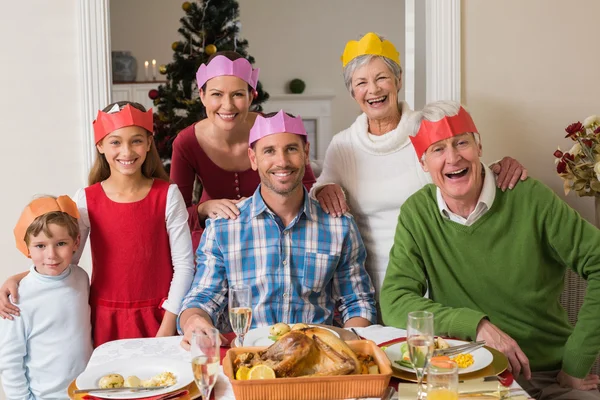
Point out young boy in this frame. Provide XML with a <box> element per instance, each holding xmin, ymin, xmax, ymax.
<box><xmin>0</xmin><ymin>196</ymin><xmax>92</xmax><ymax>400</ymax></box>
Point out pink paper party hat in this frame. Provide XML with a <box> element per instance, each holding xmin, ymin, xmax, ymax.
<box><xmin>249</xmin><ymin>110</ymin><xmax>307</xmax><ymax>147</ymax></box>
<box><xmin>196</xmin><ymin>55</ymin><xmax>260</xmax><ymax>89</ymax></box>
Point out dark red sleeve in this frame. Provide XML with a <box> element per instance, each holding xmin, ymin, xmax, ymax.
<box><xmin>303</xmin><ymin>161</ymin><xmax>317</xmax><ymax>191</ymax></box>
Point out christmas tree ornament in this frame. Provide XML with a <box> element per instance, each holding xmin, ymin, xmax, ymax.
<box><xmin>159</xmin><ymin>65</ymin><xmax>168</xmax><ymax>75</ymax></box>
<box><xmin>182</xmin><ymin>2</ymin><xmax>192</xmax><ymax>12</ymax></box>
<box><xmin>196</xmin><ymin>55</ymin><xmax>259</xmax><ymax>89</ymax></box>
<box><xmin>148</xmin><ymin>89</ymin><xmax>159</xmax><ymax>100</ymax></box>
<box><xmin>205</xmin><ymin>44</ymin><xmax>217</xmax><ymax>55</ymax></box>
<box><xmin>154</xmin><ymin>99</ymin><xmax>161</xmax><ymax>106</ymax></box>
<box><xmin>172</xmin><ymin>41</ymin><xmax>182</xmax><ymax>51</ymax></box>
<box><xmin>289</xmin><ymin>79</ymin><xmax>306</xmax><ymax>94</ymax></box>
<box><xmin>341</xmin><ymin>32</ymin><xmax>401</xmax><ymax>67</ymax></box>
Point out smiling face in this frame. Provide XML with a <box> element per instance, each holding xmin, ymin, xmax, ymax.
<box><xmin>96</xmin><ymin>126</ymin><xmax>151</xmax><ymax>178</ymax></box>
<box><xmin>351</xmin><ymin>57</ymin><xmax>401</xmax><ymax>121</ymax></box>
<box><xmin>421</xmin><ymin>133</ymin><xmax>484</xmax><ymax>206</ymax></box>
<box><xmin>28</xmin><ymin>223</ymin><xmax>79</xmax><ymax>276</ymax></box>
<box><xmin>200</xmin><ymin>75</ymin><xmax>254</xmax><ymax>131</ymax></box>
<box><xmin>248</xmin><ymin>132</ymin><xmax>309</xmax><ymax>197</ymax></box>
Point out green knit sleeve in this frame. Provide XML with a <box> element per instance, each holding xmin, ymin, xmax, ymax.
<box><xmin>538</xmin><ymin>181</ymin><xmax>600</xmax><ymax>378</ymax></box>
<box><xmin>380</xmin><ymin>201</ymin><xmax>486</xmax><ymax>340</ymax></box>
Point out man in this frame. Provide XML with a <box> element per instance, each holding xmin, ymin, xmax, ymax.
<box><xmin>179</xmin><ymin>110</ymin><xmax>376</xmax><ymax>348</ymax></box>
<box><xmin>381</xmin><ymin>101</ymin><xmax>600</xmax><ymax>399</ymax></box>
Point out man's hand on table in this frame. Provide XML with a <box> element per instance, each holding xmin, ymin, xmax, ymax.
<box><xmin>476</xmin><ymin>319</ymin><xmax>531</xmax><ymax>380</ymax></box>
<box><xmin>558</xmin><ymin>370</ymin><xmax>600</xmax><ymax>391</ymax></box>
<box><xmin>179</xmin><ymin>309</ymin><xmax>229</xmax><ymax>351</ymax></box>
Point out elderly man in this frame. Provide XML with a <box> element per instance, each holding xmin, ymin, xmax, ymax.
<box><xmin>381</xmin><ymin>100</ymin><xmax>600</xmax><ymax>400</ymax></box>
<box><xmin>179</xmin><ymin>110</ymin><xmax>376</xmax><ymax>348</ymax></box>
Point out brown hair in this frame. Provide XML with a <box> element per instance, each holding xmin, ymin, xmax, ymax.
<box><xmin>24</xmin><ymin>210</ymin><xmax>79</xmax><ymax>246</ymax></box>
<box><xmin>87</xmin><ymin>101</ymin><xmax>170</xmax><ymax>185</ymax></box>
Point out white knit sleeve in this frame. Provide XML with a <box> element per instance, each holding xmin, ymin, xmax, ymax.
<box><xmin>310</xmin><ymin>135</ymin><xmax>346</xmax><ymax>199</ymax></box>
<box><xmin>72</xmin><ymin>188</ymin><xmax>90</xmax><ymax>266</ymax></box>
<box><xmin>162</xmin><ymin>184</ymin><xmax>195</xmax><ymax>314</ymax></box>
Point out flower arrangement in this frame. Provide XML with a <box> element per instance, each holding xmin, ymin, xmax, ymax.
<box><xmin>554</xmin><ymin>115</ymin><xmax>600</xmax><ymax>196</ymax></box>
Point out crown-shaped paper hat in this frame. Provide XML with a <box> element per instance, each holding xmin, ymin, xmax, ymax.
<box><xmin>93</xmin><ymin>104</ymin><xmax>154</xmax><ymax>144</ymax></box>
<box><xmin>14</xmin><ymin>196</ymin><xmax>80</xmax><ymax>257</ymax></box>
<box><xmin>410</xmin><ymin>106</ymin><xmax>479</xmax><ymax>160</ymax></box>
<box><xmin>249</xmin><ymin>110</ymin><xmax>307</xmax><ymax>147</ymax></box>
<box><xmin>341</xmin><ymin>32</ymin><xmax>401</xmax><ymax>67</ymax></box>
<box><xmin>196</xmin><ymin>55</ymin><xmax>260</xmax><ymax>90</ymax></box>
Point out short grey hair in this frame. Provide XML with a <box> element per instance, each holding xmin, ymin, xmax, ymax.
<box><xmin>408</xmin><ymin>100</ymin><xmax>480</xmax><ymax>161</ymax></box>
<box><xmin>343</xmin><ymin>54</ymin><xmax>403</xmax><ymax>96</ymax></box>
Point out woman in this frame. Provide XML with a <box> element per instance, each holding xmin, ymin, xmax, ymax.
<box><xmin>170</xmin><ymin>51</ymin><xmax>316</xmax><ymax>249</ymax></box>
<box><xmin>312</xmin><ymin>33</ymin><xmax>526</xmax><ymax>298</ymax></box>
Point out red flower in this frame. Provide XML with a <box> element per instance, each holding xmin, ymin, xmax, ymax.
<box><xmin>582</xmin><ymin>139</ymin><xmax>593</xmax><ymax>147</ymax></box>
<box><xmin>563</xmin><ymin>152</ymin><xmax>575</xmax><ymax>162</ymax></box>
<box><xmin>553</xmin><ymin>150</ymin><xmax>563</xmax><ymax>158</ymax></box>
<box><xmin>565</xmin><ymin>122</ymin><xmax>584</xmax><ymax>139</ymax></box>
<box><xmin>595</xmin><ymin>126</ymin><xmax>600</xmax><ymax>134</ymax></box>
<box><xmin>556</xmin><ymin>160</ymin><xmax>567</xmax><ymax>174</ymax></box>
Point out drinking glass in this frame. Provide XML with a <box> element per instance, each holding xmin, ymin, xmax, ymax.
<box><xmin>228</xmin><ymin>284</ymin><xmax>252</xmax><ymax>347</ymax></box>
<box><xmin>427</xmin><ymin>359</ymin><xmax>459</xmax><ymax>400</ymax></box>
<box><xmin>191</xmin><ymin>328</ymin><xmax>220</xmax><ymax>400</ymax></box>
<box><xmin>407</xmin><ymin>311</ymin><xmax>434</xmax><ymax>400</ymax></box>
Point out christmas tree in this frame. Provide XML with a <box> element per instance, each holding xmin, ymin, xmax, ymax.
<box><xmin>149</xmin><ymin>0</ymin><xmax>269</xmax><ymax>169</ymax></box>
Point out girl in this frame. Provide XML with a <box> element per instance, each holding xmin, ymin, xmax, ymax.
<box><xmin>169</xmin><ymin>51</ymin><xmax>317</xmax><ymax>249</ymax></box>
<box><xmin>1</xmin><ymin>101</ymin><xmax>195</xmax><ymax>347</ymax></box>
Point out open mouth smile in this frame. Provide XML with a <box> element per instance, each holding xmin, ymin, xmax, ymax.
<box><xmin>445</xmin><ymin>167</ymin><xmax>469</xmax><ymax>179</ymax></box>
<box><xmin>218</xmin><ymin>113</ymin><xmax>238</xmax><ymax>120</ymax></box>
<box><xmin>366</xmin><ymin>96</ymin><xmax>387</xmax><ymax>105</ymax></box>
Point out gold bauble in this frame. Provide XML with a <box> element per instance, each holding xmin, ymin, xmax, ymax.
<box><xmin>205</xmin><ymin>44</ymin><xmax>217</xmax><ymax>55</ymax></box>
<box><xmin>159</xmin><ymin>65</ymin><xmax>167</xmax><ymax>75</ymax></box>
<box><xmin>153</xmin><ymin>99</ymin><xmax>160</xmax><ymax>106</ymax></box>
<box><xmin>182</xmin><ymin>2</ymin><xmax>192</xmax><ymax>12</ymax></box>
<box><xmin>171</xmin><ymin>42</ymin><xmax>181</xmax><ymax>51</ymax></box>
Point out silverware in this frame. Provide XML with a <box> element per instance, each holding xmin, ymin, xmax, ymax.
<box><xmin>350</xmin><ymin>327</ymin><xmax>362</xmax><ymax>340</ymax></box>
<box><xmin>379</xmin><ymin>386</ymin><xmax>395</xmax><ymax>400</ymax></box>
<box><xmin>459</xmin><ymin>387</ymin><xmax>525</xmax><ymax>398</ymax></box>
<box><xmin>433</xmin><ymin>340</ymin><xmax>486</xmax><ymax>356</ymax></box>
<box><xmin>74</xmin><ymin>385</ymin><xmax>171</xmax><ymax>394</ymax></box>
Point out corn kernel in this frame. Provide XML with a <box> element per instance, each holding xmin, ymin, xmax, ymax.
<box><xmin>452</xmin><ymin>353</ymin><xmax>474</xmax><ymax>369</ymax></box>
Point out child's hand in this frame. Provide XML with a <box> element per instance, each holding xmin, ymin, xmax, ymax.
<box><xmin>0</xmin><ymin>276</ymin><xmax>22</xmax><ymax>320</ymax></box>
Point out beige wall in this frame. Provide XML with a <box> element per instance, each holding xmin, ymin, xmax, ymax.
<box><xmin>110</xmin><ymin>0</ymin><xmax>405</xmax><ymax>139</ymax></box>
<box><xmin>0</xmin><ymin>2</ymin><xmax>86</xmax><ymax>397</ymax></box>
<box><xmin>462</xmin><ymin>0</ymin><xmax>600</xmax><ymax>222</ymax></box>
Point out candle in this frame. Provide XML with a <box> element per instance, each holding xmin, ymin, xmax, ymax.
<box><xmin>144</xmin><ymin>61</ymin><xmax>149</xmax><ymax>81</ymax></box>
<box><xmin>152</xmin><ymin>59</ymin><xmax>157</xmax><ymax>80</ymax></box>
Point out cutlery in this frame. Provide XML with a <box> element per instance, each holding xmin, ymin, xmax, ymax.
<box><xmin>458</xmin><ymin>387</ymin><xmax>525</xmax><ymax>397</ymax></box>
<box><xmin>379</xmin><ymin>386</ymin><xmax>395</xmax><ymax>400</ymax></box>
<box><xmin>74</xmin><ymin>385</ymin><xmax>171</xmax><ymax>394</ymax></box>
<box><xmin>350</xmin><ymin>327</ymin><xmax>362</xmax><ymax>340</ymax></box>
<box><xmin>434</xmin><ymin>341</ymin><xmax>486</xmax><ymax>357</ymax></box>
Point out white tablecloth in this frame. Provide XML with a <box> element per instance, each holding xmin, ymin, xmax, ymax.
<box><xmin>86</xmin><ymin>325</ymin><xmax>526</xmax><ymax>399</ymax></box>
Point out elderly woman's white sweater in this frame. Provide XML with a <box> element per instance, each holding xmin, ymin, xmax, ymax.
<box><xmin>311</xmin><ymin>102</ymin><xmax>431</xmax><ymax>299</ymax></box>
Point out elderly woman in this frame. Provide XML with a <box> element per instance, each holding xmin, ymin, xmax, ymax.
<box><xmin>311</xmin><ymin>33</ymin><xmax>526</xmax><ymax>297</ymax></box>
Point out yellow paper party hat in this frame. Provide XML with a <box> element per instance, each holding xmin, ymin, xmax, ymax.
<box><xmin>341</xmin><ymin>32</ymin><xmax>401</xmax><ymax>67</ymax></box>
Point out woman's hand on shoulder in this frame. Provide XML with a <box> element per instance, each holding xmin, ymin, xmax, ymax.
<box><xmin>197</xmin><ymin>198</ymin><xmax>247</xmax><ymax>221</ymax></box>
<box><xmin>557</xmin><ymin>370</ymin><xmax>600</xmax><ymax>391</ymax></box>
<box><xmin>316</xmin><ymin>184</ymin><xmax>349</xmax><ymax>217</ymax></box>
<box><xmin>491</xmin><ymin>157</ymin><xmax>528</xmax><ymax>191</ymax></box>
<box><xmin>0</xmin><ymin>275</ymin><xmax>23</xmax><ymax>320</ymax></box>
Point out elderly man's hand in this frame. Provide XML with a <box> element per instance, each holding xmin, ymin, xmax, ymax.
<box><xmin>491</xmin><ymin>157</ymin><xmax>528</xmax><ymax>191</ymax></box>
<box><xmin>557</xmin><ymin>370</ymin><xmax>600</xmax><ymax>391</ymax></box>
<box><xmin>476</xmin><ymin>319</ymin><xmax>531</xmax><ymax>380</ymax></box>
<box><xmin>316</xmin><ymin>184</ymin><xmax>348</xmax><ymax>217</ymax></box>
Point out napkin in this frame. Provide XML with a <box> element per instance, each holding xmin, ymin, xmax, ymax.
<box><xmin>82</xmin><ymin>389</ymin><xmax>189</xmax><ymax>400</ymax></box>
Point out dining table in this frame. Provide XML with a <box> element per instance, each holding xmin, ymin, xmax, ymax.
<box><xmin>72</xmin><ymin>325</ymin><xmax>529</xmax><ymax>400</ymax></box>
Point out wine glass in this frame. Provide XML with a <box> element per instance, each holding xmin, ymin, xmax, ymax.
<box><xmin>427</xmin><ymin>359</ymin><xmax>459</xmax><ymax>400</ymax></box>
<box><xmin>229</xmin><ymin>284</ymin><xmax>252</xmax><ymax>347</ymax></box>
<box><xmin>407</xmin><ymin>311</ymin><xmax>434</xmax><ymax>400</ymax></box>
<box><xmin>191</xmin><ymin>328</ymin><xmax>220</xmax><ymax>400</ymax></box>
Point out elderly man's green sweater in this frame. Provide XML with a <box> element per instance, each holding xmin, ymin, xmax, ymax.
<box><xmin>381</xmin><ymin>179</ymin><xmax>600</xmax><ymax>378</ymax></box>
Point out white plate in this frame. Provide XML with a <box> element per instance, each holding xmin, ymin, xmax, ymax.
<box><xmin>242</xmin><ymin>325</ymin><xmax>340</xmax><ymax>347</ymax></box>
<box><xmin>383</xmin><ymin>339</ymin><xmax>493</xmax><ymax>375</ymax></box>
<box><xmin>76</xmin><ymin>357</ymin><xmax>193</xmax><ymax>399</ymax></box>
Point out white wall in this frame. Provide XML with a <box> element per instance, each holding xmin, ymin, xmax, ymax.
<box><xmin>462</xmin><ymin>0</ymin><xmax>600</xmax><ymax>222</ymax></box>
<box><xmin>0</xmin><ymin>1</ymin><xmax>86</xmax><ymax>397</ymax></box>
<box><xmin>110</xmin><ymin>0</ymin><xmax>405</xmax><ymax>139</ymax></box>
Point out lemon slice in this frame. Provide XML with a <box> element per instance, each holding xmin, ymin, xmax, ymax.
<box><xmin>236</xmin><ymin>366</ymin><xmax>251</xmax><ymax>380</ymax></box>
<box><xmin>248</xmin><ymin>365</ymin><xmax>276</xmax><ymax>380</ymax></box>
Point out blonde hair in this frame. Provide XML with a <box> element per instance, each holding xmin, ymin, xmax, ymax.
<box><xmin>24</xmin><ymin>197</ymin><xmax>79</xmax><ymax>246</ymax></box>
<box><xmin>88</xmin><ymin>101</ymin><xmax>170</xmax><ymax>185</ymax></box>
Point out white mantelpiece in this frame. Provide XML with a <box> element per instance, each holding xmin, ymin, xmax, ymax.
<box><xmin>264</xmin><ymin>93</ymin><xmax>334</xmax><ymax>161</ymax></box>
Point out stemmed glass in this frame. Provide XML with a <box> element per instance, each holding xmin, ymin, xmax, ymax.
<box><xmin>427</xmin><ymin>359</ymin><xmax>459</xmax><ymax>400</ymax></box>
<box><xmin>407</xmin><ymin>311</ymin><xmax>434</xmax><ymax>400</ymax></box>
<box><xmin>191</xmin><ymin>328</ymin><xmax>220</xmax><ymax>400</ymax></box>
<box><xmin>228</xmin><ymin>284</ymin><xmax>253</xmax><ymax>347</ymax></box>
